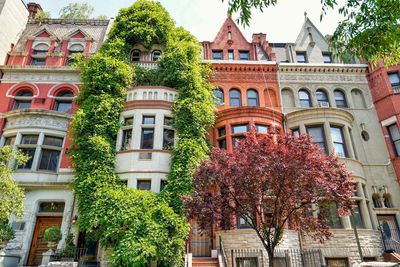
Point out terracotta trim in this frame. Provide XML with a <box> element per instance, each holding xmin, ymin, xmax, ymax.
<box><xmin>216</xmin><ymin>106</ymin><xmax>283</xmax><ymax>123</ymax></box>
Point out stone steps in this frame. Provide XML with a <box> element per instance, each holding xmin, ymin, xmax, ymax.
<box><xmin>192</xmin><ymin>257</ymin><xmax>219</xmax><ymax>267</ymax></box>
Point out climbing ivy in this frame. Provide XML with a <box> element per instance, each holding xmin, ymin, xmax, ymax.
<box><xmin>70</xmin><ymin>0</ymin><xmax>215</xmax><ymax>265</ymax></box>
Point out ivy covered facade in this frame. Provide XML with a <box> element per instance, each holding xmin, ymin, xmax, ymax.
<box><xmin>1</xmin><ymin>1</ymin><xmax>400</xmax><ymax>267</ymax></box>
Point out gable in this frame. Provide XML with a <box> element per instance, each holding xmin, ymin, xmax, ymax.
<box><xmin>64</xmin><ymin>29</ymin><xmax>92</xmax><ymax>40</ymax></box>
<box><xmin>71</xmin><ymin>32</ymin><xmax>85</xmax><ymax>39</ymax></box>
<box><xmin>294</xmin><ymin>17</ymin><xmax>329</xmax><ymax>51</ymax></box>
<box><xmin>212</xmin><ymin>17</ymin><xmax>249</xmax><ymax>46</ymax></box>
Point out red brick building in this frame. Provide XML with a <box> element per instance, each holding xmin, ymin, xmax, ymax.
<box><xmin>367</xmin><ymin>62</ymin><xmax>400</xmax><ymax>182</ymax></box>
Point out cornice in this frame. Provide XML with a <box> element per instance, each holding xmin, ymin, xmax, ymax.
<box><xmin>210</xmin><ymin>62</ymin><xmax>277</xmax><ymax>73</ymax></box>
<box><xmin>128</xmin><ymin>85</ymin><xmax>177</xmax><ymax>92</ymax></box>
<box><xmin>285</xmin><ymin>107</ymin><xmax>354</xmax><ymax>125</ymax></box>
<box><xmin>278</xmin><ymin>63</ymin><xmax>368</xmax><ymax>74</ymax></box>
<box><xmin>0</xmin><ymin>65</ymin><xmax>80</xmax><ymax>74</ymax></box>
<box><xmin>5</xmin><ymin>109</ymin><xmax>72</xmax><ymax>119</ymax></box>
<box><xmin>124</xmin><ymin>100</ymin><xmax>173</xmax><ymax>111</ymax></box>
<box><xmin>216</xmin><ymin>106</ymin><xmax>283</xmax><ymax>123</ymax></box>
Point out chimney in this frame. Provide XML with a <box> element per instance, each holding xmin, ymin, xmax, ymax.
<box><xmin>27</xmin><ymin>2</ymin><xmax>43</xmax><ymax>19</ymax></box>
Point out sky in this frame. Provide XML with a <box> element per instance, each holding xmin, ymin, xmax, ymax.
<box><xmin>25</xmin><ymin>0</ymin><xmax>344</xmax><ymax>43</ymax></box>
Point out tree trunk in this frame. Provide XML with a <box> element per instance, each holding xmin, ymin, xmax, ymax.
<box><xmin>267</xmin><ymin>249</ymin><xmax>274</xmax><ymax>267</ymax></box>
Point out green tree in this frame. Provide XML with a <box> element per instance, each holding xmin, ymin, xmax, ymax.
<box><xmin>223</xmin><ymin>0</ymin><xmax>400</xmax><ymax>65</ymax></box>
<box><xmin>0</xmin><ymin>146</ymin><xmax>28</xmax><ymax>223</ymax></box>
<box><xmin>59</xmin><ymin>2</ymin><xmax>94</xmax><ymax>19</ymax></box>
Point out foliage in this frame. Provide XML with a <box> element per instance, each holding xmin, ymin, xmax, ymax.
<box><xmin>59</xmin><ymin>2</ymin><xmax>94</xmax><ymax>19</ymax></box>
<box><xmin>43</xmin><ymin>226</ymin><xmax>62</xmax><ymax>242</ymax></box>
<box><xmin>60</xmin><ymin>234</ymin><xmax>77</xmax><ymax>258</ymax></box>
<box><xmin>0</xmin><ymin>222</ymin><xmax>14</xmax><ymax>245</ymax></box>
<box><xmin>70</xmin><ymin>0</ymin><xmax>213</xmax><ymax>265</ymax></box>
<box><xmin>0</xmin><ymin>146</ymin><xmax>28</xmax><ymax>223</ymax></box>
<box><xmin>35</xmin><ymin>10</ymin><xmax>51</xmax><ymax>23</ymax></box>
<box><xmin>222</xmin><ymin>0</ymin><xmax>400</xmax><ymax>65</ymax></box>
<box><xmin>185</xmin><ymin>130</ymin><xmax>354</xmax><ymax>267</ymax></box>
<box><xmin>96</xmin><ymin>15</ymin><xmax>108</xmax><ymax>20</ymax></box>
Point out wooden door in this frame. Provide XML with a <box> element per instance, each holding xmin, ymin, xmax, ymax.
<box><xmin>27</xmin><ymin>216</ymin><xmax>62</xmax><ymax>266</ymax></box>
<box><xmin>191</xmin><ymin>221</ymin><xmax>212</xmax><ymax>257</ymax></box>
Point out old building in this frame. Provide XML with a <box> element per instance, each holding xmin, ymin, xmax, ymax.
<box><xmin>0</xmin><ymin>0</ymin><xmax>29</xmax><ymax>64</ymax></box>
<box><xmin>0</xmin><ymin>13</ymin><xmax>110</xmax><ymax>265</ymax></box>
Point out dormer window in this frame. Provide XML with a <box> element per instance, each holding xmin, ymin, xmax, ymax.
<box><xmin>212</xmin><ymin>50</ymin><xmax>223</xmax><ymax>60</ymax></box>
<box><xmin>296</xmin><ymin>52</ymin><xmax>307</xmax><ymax>63</ymax></box>
<box><xmin>67</xmin><ymin>44</ymin><xmax>84</xmax><ymax>65</ymax></box>
<box><xmin>54</xmin><ymin>91</ymin><xmax>73</xmax><ymax>113</ymax></box>
<box><xmin>152</xmin><ymin>50</ymin><xmax>162</xmax><ymax>61</ymax></box>
<box><xmin>130</xmin><ymin>49</ymin><xmax>141</xmax><ymax>62</ymax></box>
<box><xmin>323</xmin><ymin>53</ymin><xmax>332</xmax><ymax>63</ymax></box>
<box><xmin>228</xmin><ymin>31</ymin><xmax>232</xmax><ymax>40</ymax></box>
<box><xmin>239</xmin><ymin>51</ymin><xmax>249</xmax><ymax>60</ymax></box>
<box><xmin>13</xmin><ymin>90</ymin><xmax>33</xmax><ymax>110</ymax></box>
<box><xmin>31</xmin><ymin>43</ymin><xmax>49</xmax><ymax>66</ymax></box>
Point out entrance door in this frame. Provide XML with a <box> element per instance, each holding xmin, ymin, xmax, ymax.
<box><xmin>378</xmin><ymin>215</ymin><xmax>400</xmax><ymax>252</ymax></box>
<box><xmin>27</xmin><ymin>216</ymin><xmax>62</xmax><ymax>266</ymax></box>
<box><xmin>191</xmin><ymin>222</ymin><xmax>212</xmax><ymax>257</ymax></box>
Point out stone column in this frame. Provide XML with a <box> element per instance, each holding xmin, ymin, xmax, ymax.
<box><xmin>343</xmin><ymin>126</ymin><xmax>355</xmax><ymax>159</ymax></box>
<box><xmin>323</xmin><ymin>122</ymin><xmax>334</xmax><ymax>154</ymax></box>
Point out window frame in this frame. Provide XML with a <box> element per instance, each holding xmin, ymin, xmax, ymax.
<box><xmin>228</xmin><ymin>49</ymin><xmax>234</xmax><ymax>60</ymax></box>
<box><xmin>130</xmin><ymin>49</ymin><xmax>141</xmax><ymax>62</ymax></box>
<box><xmin>296</xmin><ymin>52</ymin><xmax>307</xmax><ymax>63</ymax></box>
<box><xmin>322</xmin><ymin>52</ymin><xmax>332</xmax><ymax>63</ymax></box>
<box><xmin>151</xmin><ymin>50</ymin><xmax>162</xmax><ymax>61</ymax></box>
<box><xmin>298</xmin><ymin>89</ymin><xmax>312</xmax><ymax>108</ymax></box>
<box><xmin>137</xmin><ymin>179</ymin><xmax>151</xmax><ymax>190</ymax></box>
<box><xmin>13</xmin><ymin>90</ymin><xmax>33</xmax><ymax>110</ymax></box>
<box><xmin>229</xmin><ymin>89</ymin><xmax>242</xmax><ymax>107</ymax></box>
<box><xmin>306</xmin><ymin>125</ymin><xmax>328</xmax><ymax>154</ymax></box>
<box><xmin>387</xmin><ymin>123</ymin><xmax>400</xmax><ymax>156</ymax></box>
<box><xmin>54</xmin><ymin>91</ymin><xmax>74</xmax><ymax>113</ymax></box>
<box><xmin>239</xmin><ymin>50</ymin><xmax>250</xmax><ymax>61</ymax></box>
<box><xmin>31</xmin><ymin>43</ymin><xmax>49</xmax><ymax>66</ymax></box>
<box><xmin>214</xmin><ymin>89</ymin><xmax>224</xmax><ymax>106</ymax></box>
<box><xmin>212</xmin><ymin>50</ymin><xmax>223</xmax><ymax>60</ymax></box>
<box><xmin>316</xmin><ymin>89</ymin><xmax>330</xmax><ymax>107</ymax></box>
<box><xmin>163</xmin><ymin>115</ymin><xmax>175</xmax><ymax>150</ymax></box>
<box><xmin>330</xmin><ymin>126</ymin><xmax>347</xmax><ymax>157</ymax></box>
<box><xmin>388</xmin><ymin>72</ymin><xmax>400</xmax><ymax>94</ymax></box>
<box><xmin>246</xmin><ymin>89</ymin><xmax>259</xmax><ymax>107</ymax></box>
<box><xmin>334</xmin><ymin>90</ymin><xmax>348</xmax><ymax>108</ymax></box>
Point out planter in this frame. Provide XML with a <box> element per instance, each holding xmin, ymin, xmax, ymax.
<box><xmin>0</xmin><ymin>252</ymin><xmax>20</xmax><ymax>267</ymax></box>
<box><xmin>47</xmin><ymin>241</ymin><xmax>57</xmax><ymax>248</ymax></box>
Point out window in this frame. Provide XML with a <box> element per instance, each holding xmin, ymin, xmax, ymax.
<box><xmin>331</xmin><ymin>126</ymin><xmax>347</xmax><ymax>157</ymax></box>
<box><xmin>372</xmin><ymin>194</ymin><xmax>382</xmax><ymax>208</ymax></box>
<box><xmin>316</xmin><ymin>90</ymin><xmax>329</xmax><ymax>107</ymax></box>
<box><xmin>232</xmin><ymin>136</ymin><xmax>245</xmax><ymax>147</ymax></box>
<box><xmin>67</xmin><ymin>44</ymin><xmax>84</xmax><ymax>65</ymax></box>
<box><xmin>218</xmin><ymin>139</ymin><xmax>227</xmax><ymax>149</ymax></box>
<box><xmin>389</xmin><ymin>72</ymin><xmax>400</xmax><ymax>94</ymax></box>
<box><xmin>13</xmin><ymin>91</ymin><xmax>33</xmax><ymax>110</ymax></box>
<box><xmin>31</xmin><ymin>43</ymin><xmax>49</xmax><ymax>65</ymax></box>
<box><xmin>218</xmin><ymin>127</ymin><xmax>226</xmax><ymax>137</ymax></box>
<box><xmin>123</xmin><ymin>116</ymin><xmax>134</xmax><ymax>126</ymax></box>
<box><xmin>38</xmin><ymin>136</ymin><xmax>63</xmax><ymax>172</ymax></box>
<box><xmin>54</xmin><ymin>91</ymin><xmax>73</xmax><ymax>113</ymax></box>
<box><xmin>228</xmin><ymin>50</ymin><xmax>234</xmax><ymax>60</ymax></box>
<box><xmin>121</xmin><ymin>129</ymin><xmax>132</xmax><ymax>150</ymax></box>
<box><xmin>247</xmin><ymin>89</ymin><xmax>259</xmax><ymax>107</ymax></box>
<box><xmin>163</xmin><ymin>116</ymin><xmax>175</xmax><ymax>150</ymax></box>
<box><xmin>322</xmin><ymin>53</ymin><xmax>332</xmax><ymax>63</ymax></box>
<box><xmin>17</xmin><ymin>134</ymin><xmax>39</xmax><ymax>170</ymax></box>
<box><xmin>239</xmin><ymin>51</ymin><xmax>249</xmax><ymax>60</ymax></box>
<box><xmin>130</xmin><ymin>49</ymin><xmax>141</xmax><ymax>62</ymax></box>
<box><xmin>4</xmin><ymin>136</ymin><xmax>16</xmax><ymax>147</ymax></box>
<box><xmin>39</xmin><ymin>202</ymin><xmax>65</xmax><ymax>213</ymax></box>
<box><xmin>325</xmin><ymin>258</ymin><xmax>348</xmax><ymax>267</ymax></box>
<box><xmin>218</xmin><ymin>127</ymin><xmax>227</xmax><ymax>149</ymax></box>
<box><xmin>334</xmin><ymin>90</ymin><xmax>347</xmax><ymax>108</ymax></box>
<box><xmin>351</xmin><ymin>202</ymin><xmax>364</xmax><ymax>228</ymax></box>
<box><xmin>298</xmin><ymin>90</ymin><xmax>311</xmax><ymax>108</ymax></box>
<box><xmin>160</xmin><ymin>180</ymin><xmax>167</xmax><ymax>191</ymax></box>
<box><xmin>388</xmin><ymin>124</ymin><xmax>400</xmax><ymax>156</ymax></box>
<box><xmin>237</xmin><ymin>217</ymin><xmax>252</xmax><ymax>229</ymax></box>
<box><xmin>137</xmin><ymin>180</ymin><xmax>151</xmax><ymax>190</ymax></box>
<box><xmin>256</xmin><ymin>124</ymin><xmax>268</xmax><ymax>133</ymax></box>
<box><xmin>292</xmin><ymin>128</ymin><xmax>300</xmax><ymax>137</ymax></box>
<box><xmin>236</xmin><ymin>258</ymin><xmax>257</xmax><ymax>267</ymax></box>
<box><xmin>164</xmin><ymin>116</ymin><xmax>173</xmax><ymax>127</ymax></box>
<box><xmin>296</xmin><ymin>52</ymin><xmax>306</xmax><ymax>63</ymax></box>
<box><xmin>383</xmin><ymin>194</ymin><xmax>393</xmax><ymax>208</ymax></box>
<box><xmin>320</xmin><ymin>201</ymin><xmax>342</xmax><ymax>228</ymax></box>
<box><xmin>306</xmin><ymin>125</ymin><xmax>327</xmax><ymax>154</ymax></box>
<box><xmin>232</xmin><ymin>124</ymin><xmax>248</xmax><ymax>134</ymax></box>
<box><xmin>228</xmin><ymin>31</ymin><xmax>232</xmax><ymax>40</ymax></box>
<box><xmin>143</xmin><ymin>116</ymin><xmax>155</xmax><ymax>124</ymax></box>
<box><xmin>212</xmin><ymin>50</ymin><xmax>223</xmax><ymax>60</ymax></box>
<box><xmin>141</xmin><ymin>129</ymin><xmax>154</xmax><ymax>149</ymax></box>
<box><xmin>152</xmin><ymin>50</ymin><xmax>162</xmax><ymax>61</ymax></box>
<box><xmin>214</xmin><ymin>89</ymin><xmax>224</xmax><ymax>106</ymax></box>
<box><xmin>229</xmin><ymin>89</ymin><xmax>242</xmax><ymax>106</ymax></box>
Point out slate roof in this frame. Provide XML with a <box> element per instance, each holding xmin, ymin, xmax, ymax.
<box><xmin>13</xmin><ymin>18</ymin><xmax>110</xmax><ymax>54</ymax></box>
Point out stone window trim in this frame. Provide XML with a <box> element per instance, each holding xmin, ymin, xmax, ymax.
<box><xmin>334</xmin><ymin>89</ymin><xmax>348</xmax><ymax>108</ymax></box>
<box><xmin>12</xmin><ymin>90</ymin><xmax>34</xmax><ymax>110</ymax></box>
<box><xmin>1</xmin><ymin>132</ymin><xmax>65</xmax><ymax>173</ymax></box>
<box><xmin>53</xmin><ymin>90</ymin><xmax>74</xmax><ymax>113</ymax></box>
<box><xmin>229</xmin><ymin>89</ymin><xmax>242</xmax><ymax>107</ymax></box>
<box><xmin>298</xmin><ymin>89</ymin><xmax>312</xmax><ymax>108</ymax></box>
<box><xmin>316</xmin><ymin>89</ymin><xmax>330</xmax><ymax>107</ymax></box>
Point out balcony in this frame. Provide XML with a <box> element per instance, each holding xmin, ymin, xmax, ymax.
<box><xmin>133</xmin><ymin>61</ymin><xmax>159</xmax><ymax>69</ymax></box>
<box><xmin>392</xmin><ymin>84</ymin><xmax>400</xmax><ymax>94</ymax></box>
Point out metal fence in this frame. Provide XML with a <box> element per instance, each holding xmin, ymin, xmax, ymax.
<box><xmin>225</xmin><ymin>247</ymin><xmax>325</xmax><ymax>267</ymax></box>
<box><xmin>51</xmin><ymin>248</ymin><xmax>88</xmax><ymax>265</ymax></box>
<box><xmin>379</xmin><ymin>224</ymin><xmax>400</xmax><ymax>253</ymax></box>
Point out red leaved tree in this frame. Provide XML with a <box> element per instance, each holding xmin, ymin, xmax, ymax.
<box><xmin>184</xmin><ymin>130</ymin><xmax>354</xmax><ymax>267</ymax></box>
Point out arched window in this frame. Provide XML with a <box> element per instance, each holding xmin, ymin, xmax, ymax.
<box><xmin>372</xmin><ymin>194</ymin><xmax>382</xmax><ymax>208</ymax></box>
<box><xmin>213</xmin><ymin>89</ymin><xmax>224</xmax><ymax>106</ymax></box>
<box><xmin>334</xmin><ymin>90</ymin><xmax>348</xmax><ymax>108</ymax></box>
<box><xmin>247</xmin><ymin>89</ymin><xmax>259</xmax><ymax>107</ymax></box>
<box><xmin>298</xmin><ymin>89</ymin><xmax>311</xmax><ymax>108</ymax></box>
<box><xmin>316</xmin><ymin>89</ymin><xmax>329</xmax><ymax>107</ymax></box>
<box><xmin>13</xmin><ymin>90</ymin><xmax>33</xmax><ymax>110</ymax></box>
<box><xmin>31</xmin><ymin>43</ymin><xmax>49</xmax><ymax>66</ymax></box>
<box><xmin>282</xmin><ymin>88</ymin><xmax>295</xmax><ymax>107</ymax></box>
<box><xmin>229</xmin><ymin>89</ymin><xmax>241</xmax><ymax>107</ymax></box>
<box><xmin>383</xmin><ymin>193</ymin><xmax>393</xmax><ymax>208</ymax></box>
<box><xmin>130</xmin><ymin>49</ymin><xmax>141</xmax><ymax>62</ymax></box>
<box><xmin>351</xmin><ymin>89</ymin><xmax>367</xmax><ymax>108</ymax></box>
<box><xmin>67</xmin><ymin>44</ymin><xmax>84</xmax><ymax>65</ymax></box>
<box><xmin>152</xmin><ymin>50</ymin><xmax>162</xmax><ymax>61</ymax></box>
<box><xmin>54</xmin><ymin>90</ymin><xmax>73</xmax><ymax>113</ymax></box>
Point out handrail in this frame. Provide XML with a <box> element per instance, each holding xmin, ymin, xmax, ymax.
<box><xmin>219</xmin><ymin>236</ymin><xmax>228</xmax><ymax>267</ymax></box>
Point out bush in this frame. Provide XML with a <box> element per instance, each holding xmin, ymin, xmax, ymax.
<box><xmin>0</xmin><ymin>222</ymin><xmax>14</xmax><ymax>244</ymax></box>
<box><xmin>43</xmin><ymin>226</ymin><xmax>62</xmax><ymax>243</ymax></box>
<box><xmin>60</xmin><ymin>233</ymin><xmax>76</xmax><ymax>258</ymax></box>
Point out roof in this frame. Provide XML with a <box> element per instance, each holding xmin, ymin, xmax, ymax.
<box><xmin>13</xmin><ymin>18</ymin><xmax>110</xmax><ymax>54</ymax></box>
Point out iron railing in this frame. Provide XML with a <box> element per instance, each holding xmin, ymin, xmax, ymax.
<box><xmin>393</xmin><ymin>84</ymin><xmax>400</xmax><ymax>94</ymax></box>
<box><xmin>51</xmin><ymin>248</ymin><xmax>88</xmax><ymax>266</ymax></box>
<box><xmin>219</xmin><ymin>236</ymin><xmax>228</xmax><ymax>267</ymax></box>
<box><xmin>379</xmin><ymin>224</ymin><xmax>400</xmax><ymax>253</ymax></box>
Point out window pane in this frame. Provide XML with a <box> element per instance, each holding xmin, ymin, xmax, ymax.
<box><xmin>247</xmin><ymin>90</ymin><xmax>259</xmax><ymax>107</ymax></box>
<box><xmin>351</xmin><ymin>203</ymin><xmax>364</xmax><ymax>228</ymax></box>
<box><xmin>14</xmin><ymin>100</ymin><xmax>31</xmax><ymax>110</ymax></box>
<box><xmin>160</xmin><ymin>180</ymin><xmax>167</xmax><ymax>191</ymax></box>
<box><xmin>296</xmin><ymin>53</ymin><xmax>306</xmax><ymax>62</ymax></box>
<box><xmin>228</xmin><ymin>50</ymin><xmax>234</xmax><ymax>60</ymax></box>
<box><xmin>55</xmin><ymin>101</ymin><xmax>72</xmax><ymax>113</ymax></box>
<box><xmin>256</xmin><ymin>124</ymin><xmax>268</xmax><ymax>133</ymax></box>
<box><xmin>17</xmin><ymin>148</ymin><xmax>35</xmax><ymax>169</ymax></box>
<box><xmin>31</xmin><ymin>58</ymin><xmax>46</xmax><ymax>66</ymax></box>
<box><xmin>164</xmin><ymin>117</ymin><xmax>173</xmax><ymax>126</ymax></box>
<box><xmin>218</xmin><ymin>127</ymin><xmax>226</xmax><ymax>137</ymax></box>
<box><xmin>323</xmin><ymin>53</ymin><xmax>332</xmax><ymax>63</ymax></box>
<box><xmin>331</xmin><ymin>127</ymin><xmax>347</xmax><ymax>157</ymax></box>
<box><xmin>121</xmin><ymin>129</ymin><xmax>132</xmax><ymax>150</ymax></box>
<box><xmin>292</xmin><ymin>128</ymin><xmax>300</xmax><ymax>137</ymax></box>
<box><xmin>320</xmin><ymin>202</ymin><xmax>342</xmax><ymax>228</ymax></box>
<box><xmin>230</xmin><ymin>90</ymin><xmax>241</xmax><ymax>106</ymax></box>
<box><xmin>163</xmin><ymin>129</ymin><xmax>175</xmax><ymax>149</ymax></box>
<box><xmin>212</xmin><ymin>50</ymin><xmax>223</xmax><ymax>60</ymax></box>
<box><xmin>39</xmin><ymin>149</ymin><xmax>60</xmax><ymax>171</ymax></box>
<box><xmin>214</xmin><ymin>89</ymin><xmax>224</xmax><ymax>106</ymax></box>
<box><xmin>236</xmin><ymin>258</ymin><xmax>257</xmax><ymax>267</ymax></box>
<box><xmin>4</xmin><ymin>136</ymin><xmax>16</xmax><ymax>146</ymax></box>
<box><xmin>124</xmin><ymin>117</ymin><xmax>134</xmax><ymax>126</ymax></box>
<box><xmin>299</xmin><ymin>90</ymin><xmax>311</xmax><ymax>107</ymax></box>
<box><xmin>152</xmin><ymin>50</ymin><xmax>161</xmax><ymax>61</ymax></box>
<box><xmin>232</xmin><ymin>136</ymin><xmax>245</xmax><ymax>147</ymax></box>
<box><xmin>21</xmin><ymin>135</ymin><xmax>39</xmax><ymax>145</ymax></box>
<box><xmin>388</xmin><ymin>124</ymin><xmax>400</xmax><ymax>155</ymax></box>
<box><xmin>239</xmin><ymin>51</ymin><xmax>249</xmax><ymax>60</ymax></box>
<box><xmin>237</xmin><ymin>217</ymin><xmax>252</xmax><ymax>229</ymax></box>
<box><xmin>43</xmin><ymin>136</ymin><xmax>63</xmax><ymax>147</ymax></box>
<box><xmin>218</xmin><ymin>139</ymin><xmax>227</xmax><ymax>149</ymax></box>
<box><xmin>232</xmin><ymin>124</ymin><xmax>248</xmax><ymax>134</ymax></box>
<box><xmin>306</xmin><ymin>126</ymin><xmax>327</xmax><ymax>154</ymax></box>
<box><xmin>141</xmin><ymin>129</ymin><xmax>154</xmax><ymax>149</ymax></box>
<box><xmin>143</xmin><ymin>116</ymin><xmax>155</xmax><ymax>124</ymax></box>
<box><xmin>131</xmin><ymin>50</ymin><xmax>141</xmax><ymax>62</ymax></box>
<box><xmin>334</xmin><ymin>91</ymin><xmax>347</xmax><ymax>108</ymax></box>
<box><xmin>389</xmin><ymin>73</ymin><xmax>400</xmax><ymax>84</ymax></box>
<box><xmin>39</xmin><ymin>202</ymin><xmax>65</xmax><ymax>213</ymax></box>
<box><xmin>137</xmin><ymin>180</ymin><xmax>151</xmax><ymax>190</ymax></box>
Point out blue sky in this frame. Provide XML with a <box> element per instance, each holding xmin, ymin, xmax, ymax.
<box><xmin>26</xmin><ymin>0</ymin><xmax>343</xmax><ymax>42</ymax></box>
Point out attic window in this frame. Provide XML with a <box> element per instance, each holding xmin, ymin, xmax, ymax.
<box><xmin>31</xmin><ymin>43</ymin><xmax>49</xmax><ymax>66</ymax></box>
<box><xmin>296</xmin><ymin>52</ymin><xmax>307</xmax><ymax>63</ymax></box>
<box><xmin>239</xmin><ymin>51</ymin><xmax>249</xmax><ymax>60</ymax></box>
<box><xmin>323</xmin><ymin>53</ymin><xmax>332</xmax><ymax>63</ymax></box>
<box><xmin>67</xmin><ymin>44</ymin><xmax>84</xmax><ymax>65</ymax></box>
<box><xmin>228</xmin><ymin>31</ymin><xmax>232</xmax><ymax>40</ymax></box>
<box><xmin>212</xmin><ymin>50</ymin><xmax>223</xmax><ymax>60</ymax></box>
